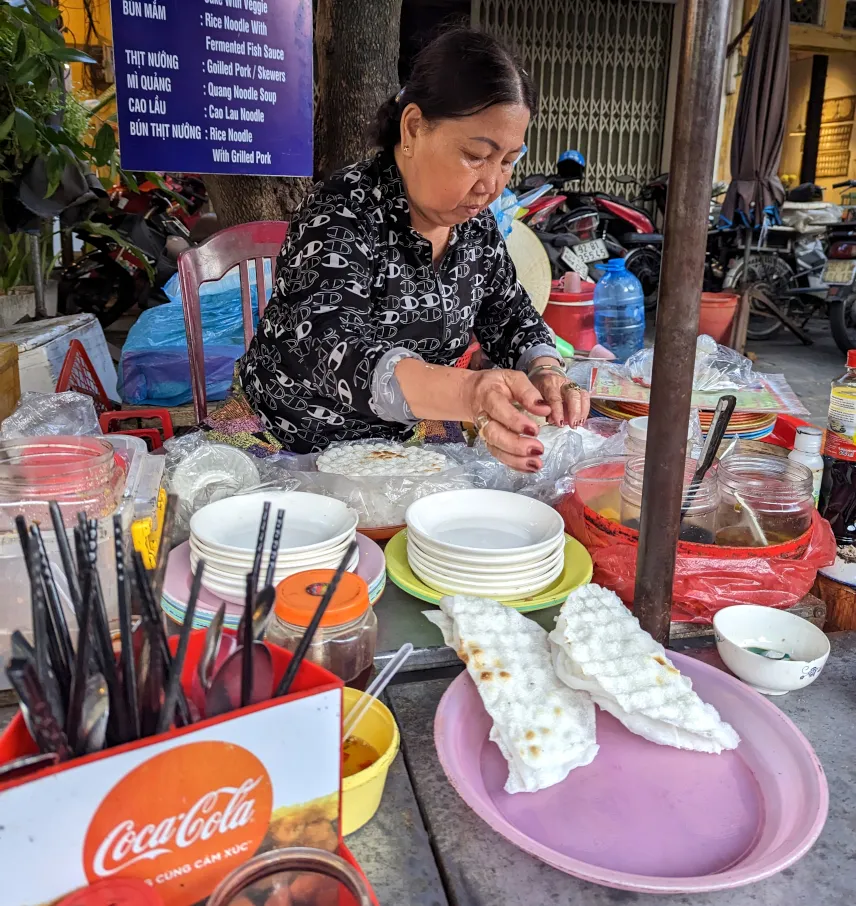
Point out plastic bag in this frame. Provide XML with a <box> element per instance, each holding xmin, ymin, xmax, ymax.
<box><xmin>265</xmin><ymin>440</ymin><xmax>478</xmax><ymax>529</ymax></box>
<box><xmin>624</xmin><ymin>335</ymin><xmax>756</xmax><ymax>392</ymax></box>
<box><xmin>118</xmin><ymin>261</ymin><xmax>272</xmax><ymax>407</ymax></box>
<box><xmin>558</xmin><ymin>492</ymin><xmax>836</xmax><ymax>622</ymax></box>
<box><xmin>0</xmin><ymin>391</ymin><xmax>102</xmax><ymax>439</ymax></box>
<box><xmin>163</xmin><ymin>431</ymin><xmax>298</xmax><ymax>543</ymax></box>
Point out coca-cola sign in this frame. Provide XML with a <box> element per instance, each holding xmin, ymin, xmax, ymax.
<box><xmin>83</xmin><ymin>741</ymin><xmax>273</xmax><ymax>906</ymax></box>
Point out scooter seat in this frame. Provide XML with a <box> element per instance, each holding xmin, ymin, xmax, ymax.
<box><xmin>620</xmin><ymin>232</ymin><xmax>663</xmax><ymax>246</ymax></box>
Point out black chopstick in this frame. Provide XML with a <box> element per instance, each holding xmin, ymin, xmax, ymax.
<box><xmin>114</xmin><ymin>516</ymin><xmax>140</xmax><ymax>742</ymax></box>
<box><xmin>6</xmin><ymin>659</ymin><xmax>72</xmax><ymax>761</ymax></box>
<box><xmin>241</xmin><ymin>573</ymin><xmax>254</xmax><ymax>708</ymax></box>
<box><xmin>251</xmin><ymin>501</ymin><xmax>271</xmax><ymax>595</ymax></box>
<box><xmin>131</xmin><ymin>549</ymin><xmax>192</xmax><ymax>726</ymax></box>
<box><xmin>49</xmin><ymin>502</ymin><xmax>82</xmax><ymax>623</ymax></box>
<box><xmin>66</xmin><ymin>575</ymin><xmax>94</xmax><ymax>755</ymax></box>
<box><xmin>156</xmin><ymin>560</ymin><xmax>204</xmax><ymax>735</ymax></box>
<box><xmin>264</xmin><ymin>508</ymin><xmax>285</xmax><ymax>589</ymax></box>
<box><xmin>274</xmin><ymin>539</ymin><xmax>358</xmax><ymax>698</ymax></box>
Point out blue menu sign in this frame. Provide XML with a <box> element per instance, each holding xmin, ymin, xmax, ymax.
<box><xmin>110</xmin><ymin>0</ymin><xmax>313</xmax><ymax>175</ymax></box>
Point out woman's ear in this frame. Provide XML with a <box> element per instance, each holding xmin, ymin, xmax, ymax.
<box><xmin>399</xmin><ymin>103</ymin><xmax>422</xmax><ymax>155</ymax></box>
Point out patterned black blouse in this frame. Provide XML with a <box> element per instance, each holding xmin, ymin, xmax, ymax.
<box><xmin>239</xmin><ymin>150</ymin><xmax>558</xmax><ymax>453</ymax></box>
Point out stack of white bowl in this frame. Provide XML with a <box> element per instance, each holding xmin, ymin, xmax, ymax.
<box><xmin>405</xmin><ymin>489</ymin><xmax>565</xmax><ymax>601</ymax></box>
<box><xmin>189</xmin><ymin>491</ymin><xmax>359</xmax><ymax>604</ymax></box>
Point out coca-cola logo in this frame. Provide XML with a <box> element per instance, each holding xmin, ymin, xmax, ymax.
<box><xmin>84</xmin><ymin>742</ymin><xmax>272</xmax><ymax>906</ymax></box>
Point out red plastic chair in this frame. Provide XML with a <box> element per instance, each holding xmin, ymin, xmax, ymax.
<box><xmin>177</xmin><ymin>220</ymin><xmax>288</xmax><ymax>422</ymax></box>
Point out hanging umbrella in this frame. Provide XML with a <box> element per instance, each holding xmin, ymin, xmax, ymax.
<box><xmin>720</xmin><ymin>0</ymin><xmax>790</xmax><ymax>229</ymax></box>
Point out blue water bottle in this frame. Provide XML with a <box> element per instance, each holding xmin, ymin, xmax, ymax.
<box><xmin>592</xmin><ymin>259</ymin><xmax>645</xmax><ymax>362</ymax></box>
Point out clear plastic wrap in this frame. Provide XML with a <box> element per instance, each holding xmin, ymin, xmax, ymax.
<box><xmin>624</xmin><ymin>335</ymin><xmax>756</xmax><ymax>392</ymax></box>
<box><xmin>0</xmin><ymin>391</ymin><xmax>102</xmax><ymax>439</ymax></box>
<box><xmin>162</xmin><ymin>432</ymin><xmax>298</xmax><ymax>543</ymax></box>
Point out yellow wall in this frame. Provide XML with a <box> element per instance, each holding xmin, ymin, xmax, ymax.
<box><xmin>59</xmin><ymin>0</ymin><xmax>112</xmax><ymax>97</ymax></box>
<box><xmin>716</xmin><ymin>0</ymin><xmax>856</xmax><ymax>189</ymax></box>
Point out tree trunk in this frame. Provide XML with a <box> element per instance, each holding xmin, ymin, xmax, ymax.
<box><xmin>204</xmin><ymin>175</ymin><xmax>312</xmax><ymax>229</ymax></box>
<box><xmin>314</xmin><ymin>0</ymin><xmax>403</xmax><ymax>180</ymax></box>
<box><xmin>205</xmin><ymin>0</ymin><xmax>402</xmax><ymax>226</ymax></box>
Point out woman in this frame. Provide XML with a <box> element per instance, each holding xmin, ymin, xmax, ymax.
<box><xmin>240</xmin><ymin>28</ymin><xmax>589</xmax><ymax>472</ymax></box>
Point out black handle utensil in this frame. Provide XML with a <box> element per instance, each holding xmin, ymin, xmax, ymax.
<box><xmin>149</xmin><ymin>493</ymin><xmax>177</xmax><ymax>612</ymax></box>
<box><xmin>251</xmin><ymin>500</ymin><xmax>272</xmax><ymax>595</ymax></box>
<box><xmin>31</xmin><ymin>524</ymin><xmax>74</xmax><ymax>699</ymax></box>
<box><xmin>263</xmin><ymin>508</ymin><xmax>285</xmax><ymax>589</ymax></box>
<box><xmin>156</xmin><ymin>560</ymin><xmax>204</xmax><ymax>735</ymax></box>
<box><xmin>274</xmin><ymin>539</ymin><xmax>358</xmax><ymax>698</ymax></box>
<box><xmin>114</xmin><ymin>516</ymin><xmax>140</xmax><ymax>742</ymax></box>
<box><xmin>680</xmin><ymin>395</ymin><xmax>737</xmax><ymax>522</ymax></box>
<box><xmin>241</xmin><ymin>574</ymin><xmax>255</xmax><ymax>709</ymax></box>
<box><xmin>6</xmin><ymin>659</ymin><xmax>72</xmax><ymax>761</ymax></box>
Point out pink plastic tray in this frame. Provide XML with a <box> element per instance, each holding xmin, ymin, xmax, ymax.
<box><xmin>435</xmin><ymin>651</ymin><xmax>828</xmax><ymax>894</ymax></box>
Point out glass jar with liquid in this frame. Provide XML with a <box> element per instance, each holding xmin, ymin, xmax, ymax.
<box><xmin>620</xmin><ymin>456</ymin><xmax>719</xmax><ymax>544</ymax></box>
<box><xmin>715</xmin><ymin>454</ymin><xmax>814</xmax><ymax>547</ymax></box>
<box><xmin>268</xmin><ymin>570</ymin><xmax>377</xmax><ymax>690</ymax></box>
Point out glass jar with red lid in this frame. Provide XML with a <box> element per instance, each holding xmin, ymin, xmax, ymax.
<box><xmin>267</xmin><ymin>570</ymin><xmax>377</xmax><ymax>690</ymax></box>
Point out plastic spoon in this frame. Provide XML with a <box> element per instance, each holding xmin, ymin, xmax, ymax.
<box><xmin>342</xmin><ymin>643</ymin><xmax>413</xmax><ymax>740</ymax></box>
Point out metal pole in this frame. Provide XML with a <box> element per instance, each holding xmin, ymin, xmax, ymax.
<box><xmin>28</xmin><ymin>233</ymin><xmax>47</xmax><ymax>319</ymax></box>
<box><xmin>633</xmin><ymin>0</ymin><xmax>733</xmax><ymax>644</ymax></box>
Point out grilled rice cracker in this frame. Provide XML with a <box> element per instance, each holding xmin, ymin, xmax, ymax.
<box><xmin>425</xmin><ymin>595</ymin><xmax>598</xmax><ymax>793</ymax></box>
<box><xmin>549</xmin><ymin>584</ymin><xmax>740</xmax><ymax>754</ymax></box>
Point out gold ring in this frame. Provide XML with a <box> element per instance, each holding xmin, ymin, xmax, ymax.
<box><xmin>474</xmin><ymin>412</ymin><xmax>492</xmax><ymax>436</ymax></box>
<box><xmin>561</xmin><ymin>380</ymin><xmax>582</xmax><ymax>395</ymax></box>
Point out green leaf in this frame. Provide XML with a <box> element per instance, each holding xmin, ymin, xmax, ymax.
<box><xmin>119</xmin><ymin>168</ymin><xmax>140</xmax><ymax>193</ymax></box>
<box><xmin>13</xmin><ymin>57</ymin><xmax>44</xmax><ymax>85</ymax></box>
<box><xmin>14</xmin><ymin>28</ymin><xmax>27</xmax><ymax>64</ymax></box>
<box><xmin>14</xmin><ymin>108</ymin><xmax>37</xmax><ymax>152</ymax></box>
<box><xmin>47</xmin><ymin>46</ymin><xmax>97</xmax><ymax>65</ymax></box>
<box><xmin>0</xmin><ymin>112</ymin><xmax>15</xmax><ymax>143</ymax></box>
<box><xmin>31</xmin><ymin>0</ymin><xmax>62</xmax><ymax>21</ymax></box>
<box><xmin>92</xmin><ymin>122</ymin><xmax>116</xmax><ymax>166</ymax></box>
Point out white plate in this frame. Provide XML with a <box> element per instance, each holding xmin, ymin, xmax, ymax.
<box><xmin>189</xmin><ymin>532</ymin><xmax>353</xmax><ymax>568</ymax></box>
<box><xmin>406</xmin><ymin>490</ymin><xmax>564</xmax><ymax>557</ymax></box>
<box><xmin>410</xmin><ymin>556</ymin><xmax>563</xmax><ymax>601</ymax></box>
<box><xmin>407</xmin><ymin>535</ymin><xmax>564</xmax><ymax>576</ymax></box>
<box><xmin>190</xmin><ymin>491</ymin><xmax>358</xmax><ymax>557</ymax></box>
<box><xmin>169</xmin><ymin>444</ymin><xmax>261</xmax><ymax>501</ymax></box>
<box><xmin>407</xmin><ymin>525</ymin><xmax>564</xmax><ymax>566</ymax></box>
<box><xmin>407</xmin><ymin>541</ymin><xmax>563</xmax><ymax>584</ymax></box>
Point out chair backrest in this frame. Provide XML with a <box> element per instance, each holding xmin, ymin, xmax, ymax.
<box><xmin>177</xmin><ymin>220</ymin><xmax>288</xmax><ymax>422</ymax></box>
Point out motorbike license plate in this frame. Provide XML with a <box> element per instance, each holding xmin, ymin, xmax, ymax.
<box><xmin>574</xmin><ymin>238</ymin><xmax>609</xmax><ymax>263</ymax></box>
<box><xmin>560</xmin><ymin>246</ymin><xmax>589</xmax><ymax>277</ymax></box>
<box><xmin>822</xmin><ymin>259</ymin><xmax>856</xmax><ymax>285</ymax></box>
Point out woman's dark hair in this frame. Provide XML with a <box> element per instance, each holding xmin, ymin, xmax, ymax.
<box><xmin>372</xmin><ymin>28</ymin><xmax>536</xmax><ymax>149</ymax></box>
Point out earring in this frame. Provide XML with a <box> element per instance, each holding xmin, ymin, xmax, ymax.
<box><xmin>403</xmin><ymin>145</ymin><xmax>410</xmax><ymax>153</ymax></box>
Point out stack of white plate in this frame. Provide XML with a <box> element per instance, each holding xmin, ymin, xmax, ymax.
<box><xmin>189</xmin><ymin>491</ymin><xmax>359</xmax><ymax>604</ymax></box>
<box><xmin>405</xmin><ymin>489</ymin><xmax>565</xmax><ymax>601</ymax></box>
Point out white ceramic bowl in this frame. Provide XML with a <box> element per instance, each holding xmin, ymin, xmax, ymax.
<box><xmin>190</xmin><ymin>491</ymin><xmax>358</xmax><ymax>557</ymax></box>
<box><xmin>409</xmin><ymin>555</ymin><xmax>562</xmax><ymax>600</ymax></box>
<box><xmin>713</xmin><ymin>605</ymin><xmax>830</xmax><ymax>695</ymax></box>
<box><xmin>405</xmin><ymin>489</ymin><xmax>564</xmax><ymax>557</ymax></box>
<box><xmin>189</xmin><ymin>533</ymin><xmax>353</xmax><ymax>569</ymax></box>
<box><xmin>407</xmin><ymin>540</ymin><xmax>563</xmax><ymax>583</ymax></box>
<box><xmin>192</xmin><ymin>547</ymin><xmax>359</xmax><ymax>591</ymax></box>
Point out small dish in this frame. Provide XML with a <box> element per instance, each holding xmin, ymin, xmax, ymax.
<box><xmin>409</xmin><ymin>556</ymin><xmax>563</xmax><ymax>601</ymax></box>
<box><xmin>190</xmin><ymin>491</ymin><xmax>358</xmax><ymax>556</ymax></box>
<box><xmin>405</xmin><ymin>489</ymin><xmax>564</xmax><ymax>556</ymax></box>
<box><xmin>713</xmin><ymin>605</ymin><xmax>830</xmax><ymax>695</ymax></box>
<box><xmin>406</xmin><ymin>542</ymin><xmax>563</xmax><ymax>586</ymax></box>
<box><xmin>406</xmin><ymin>536</ymin><xmax>564</xmax><ymax>577</ymax></box>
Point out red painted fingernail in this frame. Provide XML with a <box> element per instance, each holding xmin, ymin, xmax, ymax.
<box><xmin>536</xmin><ymin>398</ymin><xmax>547</xmax><ymax>406</ymax></box>
<box><xmin>558</xmin><ymin>419</ymin><xmax>565</xmax><ymax>427</ymax></box>
<box><xmin>529</xmin><ymin>445</ymin><xmax>543</xmax><ymax>456</ymax></box>
<box><xmin>527</xmin><ymin>459</ymin><xmax>540</xmax><ymax>472</ymax></box>
<box><xmin>523</xmin><ymin>425</ymin><xmax>537</xmax><ymax>436</ymax></box>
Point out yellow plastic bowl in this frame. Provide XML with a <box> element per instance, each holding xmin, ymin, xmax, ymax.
<box><xmin>341</xmin><ymin>686</ymin><xmax>400</xmax><ymax>835</ymax></box>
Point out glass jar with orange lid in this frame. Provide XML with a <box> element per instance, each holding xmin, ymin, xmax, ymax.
<box><xmin>268</xmin><ymin>570</ymin><xmax>377</xmax><ymax>690</ymax></box>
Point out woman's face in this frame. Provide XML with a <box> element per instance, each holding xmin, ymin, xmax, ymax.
<box><xmin>399</xmin><ymin>102</ymin><xmax>530</xmax><ymax>228</ymax></box>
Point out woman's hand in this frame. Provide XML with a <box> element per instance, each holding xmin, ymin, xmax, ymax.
<box><xmin>462</xmin><ymin>369</ymin><xmax>552</xmax><ymax>472</ymax></box>
<box><xmin>527</xmin><ymin>358</ymin><xmax>590</xmax><ymax>428</ymax></box>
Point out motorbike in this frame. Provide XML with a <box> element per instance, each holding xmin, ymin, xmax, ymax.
<box><xmin>824</xmin><ymin>180</ymin><xmax>856</xmax><ymax>353</ymax></box>
<box><xmin>58</xmin><ymin>174</ymin><xmax>212</xmax><ymax>327</ymax></box>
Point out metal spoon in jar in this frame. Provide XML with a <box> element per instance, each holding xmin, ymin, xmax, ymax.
<box><xmin>198</xmin><ymin>602</ymin><xmax>227</xmax><ymax>694</ymax></box>
<box><xmin>81</xmin><ymin>673</ymin><xmax>110</xmax><ymax>754</ymax></box>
